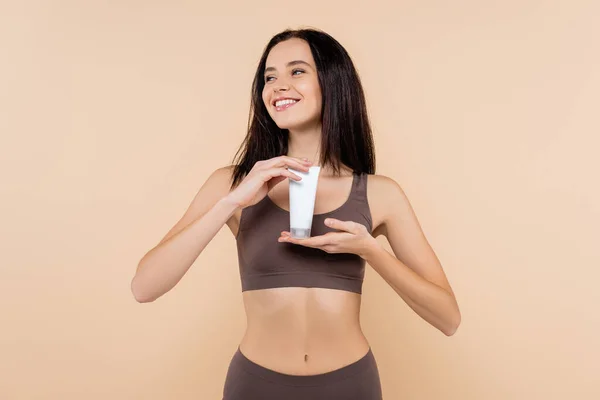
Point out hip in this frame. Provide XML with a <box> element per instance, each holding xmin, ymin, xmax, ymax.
<box><xmin>223</xmin><ymin>343</ymin><xmax>382</xmax><ymax>400</ymax></box>
<box><xmin>239</xmin><ymin>327</ymin><xmax>371</xmax><ymax>375</ymax></box>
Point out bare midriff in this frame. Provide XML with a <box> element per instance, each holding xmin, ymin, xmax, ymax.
<box><xmin>238</xmin><ymin>286</ymin><xmax>370</xmax><ymax>376</ymax></box>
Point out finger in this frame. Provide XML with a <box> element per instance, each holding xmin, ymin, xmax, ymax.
<box><xmin>266</xmin><ymin>169</ymin><xmax>300</xmax><ymax>191</ymax></box>
<box><xmin>322</xmin><ymin>244</ymin><xmax>336</xmax><ymax>254</ymax></box>
<box><xmin>265</xmin><ymin>167</ymin><xmax>302</xmax><ymax>182</ymax></box>
<box><xmin>266</xmin><ymin>174</ymin><xmax>287</xmax><ymax>190</ymax></box>
<box><xmin>286</xmin><ymin>234</ymin><xmax>332</xmax><ymax>248</ymax></box>
<box><xmin>266</xmin><ymin>156</ymin><xmax>312</xmax><ymax>172</ymax></box>
<box><xmin>324</xmin><ymin>218</ymin><xmax>355</xmax><ymax>233</ymax></box>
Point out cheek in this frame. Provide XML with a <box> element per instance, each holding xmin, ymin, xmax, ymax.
<box><xmin>298</xmin><ymin>81</ymin><xmax>321</xmax><ymax>103</ymax></box>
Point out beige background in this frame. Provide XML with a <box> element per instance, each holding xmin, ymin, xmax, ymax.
<box><xmin>1</xmin><ymin>1</ymin><xmax>599</xmax><ymax>399</ymax></box>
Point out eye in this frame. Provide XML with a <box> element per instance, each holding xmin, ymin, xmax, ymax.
<box><xmin>264</xmin><ymin>69</ymin><xmax>305</xmax><ymax>83</ymax></box>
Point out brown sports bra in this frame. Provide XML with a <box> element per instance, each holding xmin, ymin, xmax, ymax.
<box><xmin>235</xmin><ymin>172</ymin><xmax>372</xmax><ymax>294</ymax></box>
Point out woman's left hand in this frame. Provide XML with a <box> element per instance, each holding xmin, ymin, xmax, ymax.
<box><xmin>278</xmin><ymin>218</ymin><xmax>379</xmax><ymax>258</ymax></box>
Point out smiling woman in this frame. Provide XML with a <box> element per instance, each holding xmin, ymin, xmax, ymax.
<box><xmin>256</xmin><ymin>39</ymin><xmax>325</xmax><ymax>140</ymax></box>
<box><xmin>132</xmin><ymin>27</ymin><xmax>460</xmax><ymax>400</ymax></box>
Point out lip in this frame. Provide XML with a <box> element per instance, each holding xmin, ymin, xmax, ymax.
<box><xmin>272</xmin><ymin>97</ymin><xmax>300</xmax><ymax>106</ymax></box>
<box><xmin>274</xmin><ymin>99</ymin><xmax>300</xmax><ymax>112</ymax></box>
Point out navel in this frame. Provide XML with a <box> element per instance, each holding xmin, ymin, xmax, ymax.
<box><xmin>304</xmin><ymin>354</ymin><xmax>308</xmax><ymax>362</ymax></box>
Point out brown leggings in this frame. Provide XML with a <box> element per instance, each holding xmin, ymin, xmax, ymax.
<box><xmin>222</xmin><ymin>347</ymin><xmax>383</xmax><ymax>400</ymax></box>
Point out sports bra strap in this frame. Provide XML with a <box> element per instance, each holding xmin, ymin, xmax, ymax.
<box><xmin>349</xmin><ymin>172</ymin><xmax>368</xmax><ymax>204</ymax></box>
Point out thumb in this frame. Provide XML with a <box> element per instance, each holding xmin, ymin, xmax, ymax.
<box><xmin>324</xmin><ymin>218</ymin><xmax>339</xmax><ymax>228</ymax></box>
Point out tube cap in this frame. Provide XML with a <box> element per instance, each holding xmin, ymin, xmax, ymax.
<box><xmin>291</xmin><ymin>228</ymin><xmax>311</xmax><ymax>239</ymax></box>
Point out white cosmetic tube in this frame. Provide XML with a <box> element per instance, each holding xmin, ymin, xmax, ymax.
<box><xmin>288</xmin><ymin>166</ymin><xmax>321</xmax><ymax>238</ymax></box>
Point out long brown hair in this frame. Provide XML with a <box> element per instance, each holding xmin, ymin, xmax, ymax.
<box><xmin>230</xmin><ymin>28</ymin><xmax>376</xmax><ymax>189</ymax></box>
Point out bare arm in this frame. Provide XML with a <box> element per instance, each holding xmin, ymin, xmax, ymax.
<box><xmin>131</xmin><ymin>155</ymin><xmax>312</xmax><ymax>303</ymax></box>
<box><xmin>365</xmin><ymin>176</ymin><xmax>461</xmax><ymax>336</ymax></box>
<box><xmin>131</xmin><ymin>166</ymin><xmax>237</xmax><ymax>303</ymax></box>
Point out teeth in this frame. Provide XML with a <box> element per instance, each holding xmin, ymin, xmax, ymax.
<box><xmin>275</xmin><ymin>99</ymin><xmax>298</xmax><ymax>107</ymax></box>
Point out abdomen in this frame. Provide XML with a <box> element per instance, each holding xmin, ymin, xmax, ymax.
<box><xmin>239</xmin><ymin>287</ymin><xmax>371</xmax><ymax>375</ymax></box>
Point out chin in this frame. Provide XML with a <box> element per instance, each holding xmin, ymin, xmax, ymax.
<box><xmin>274</xmin><ymin>115</ymin><xmax>320</xmax><ymax>131</ymax></box>
<box><xmin>277</xmin><ymin>122</ymin><xmax>312</xmax><ymax>131</ymax></box>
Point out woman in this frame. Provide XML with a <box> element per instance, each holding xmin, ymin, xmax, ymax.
<box><xmin>132</xmin><ymin>28</ymin><xmax>461</xmax><ymax>399</ymax></box>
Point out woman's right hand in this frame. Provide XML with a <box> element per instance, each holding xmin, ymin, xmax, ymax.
<box><xmin>225</xmin><ymin>156</ymin><xmax>313</xmax><ymax>209</ymax></box>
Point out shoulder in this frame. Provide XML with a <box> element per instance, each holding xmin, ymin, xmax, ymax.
<box><xmin>206</xmin><ymin>165</ymin><xmax>236</xmax><ymax>190</ymax></box>
<box><xmin>364</xmin><ymin>173</ymin><xmax>411</xmax><ymax>234</ymax></box>
<box><xmin>213</xmin><ymin>164</ymin><xmax>236</xmax><ymax>179</ymax></box>
<box><xmin>365</xmin><ymin>173</ymin><xmax>405</xmax><ymax>203</ymax></box>
<box><xmin>187</xmin><ymin>165</ymin><xmax>237</xmax><ymax>206</ymax></box>
<box><xmin>155</xmin><ymin>165</ymin><xmax>238</xmax><ymax>245</ymax></box>
<box><xmin>190</xmin><ymin>164</ymin><xmax>239</xmax><ymax>217</ymax></box>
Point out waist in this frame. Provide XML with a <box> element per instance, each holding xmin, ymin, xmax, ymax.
<box><xmin>239</xmin><ymin>287</ymin><xmax>370</xmax><ymax>375</ymax></box>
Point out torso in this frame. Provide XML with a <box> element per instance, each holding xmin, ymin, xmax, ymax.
<box><xmin>225</xmin><ymin>166</ymin><xmax>387</xmax><ymax>375</ymax></box>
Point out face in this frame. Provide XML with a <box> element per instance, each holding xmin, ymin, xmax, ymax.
<box><xmin>262</xmin><ymin>38</ymin><xmax>322</xmax><ymax>131</ymax></box>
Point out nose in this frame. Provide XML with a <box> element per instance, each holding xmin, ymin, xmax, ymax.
<box><xmin>272</xmin><ymin>78</ymin><xmax>290</xmax><ymax>92</ymax></box>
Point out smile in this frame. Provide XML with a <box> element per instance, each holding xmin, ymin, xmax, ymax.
<box><xmin>275</xmin><ymin>99</ymin><xmax>300</xmax><ymax>111</ymax></box>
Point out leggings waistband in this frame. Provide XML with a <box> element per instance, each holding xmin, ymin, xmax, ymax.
<box><xmin>232</xmin><ymin>347</ymin><xmax>376</xmax><ymax>387</ymax></box>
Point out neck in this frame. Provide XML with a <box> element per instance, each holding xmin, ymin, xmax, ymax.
<box><xmin>285</xmin><ymin>123</ymin><xmax>351</xmax><ymax>176</ymax></box>
<box><xmin>286</xmin><ymin>124</ymin><xmax>322</xmax><ymax>164</ymax></box>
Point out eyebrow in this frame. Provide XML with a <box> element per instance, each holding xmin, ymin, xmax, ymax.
<box><xmin>264</xmin><ymin>60</ymin><xmax>312</xmax><ymax>74</ymax></box>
